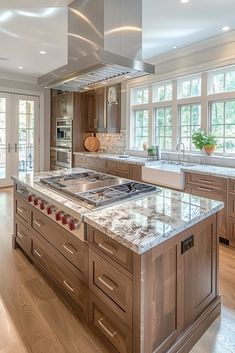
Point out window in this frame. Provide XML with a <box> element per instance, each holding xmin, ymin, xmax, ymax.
<box><xmin>180</xmin><ymin>104</ymin><xmax>201</xmax><ymax>150</ymax></box>
<box><xmin>154</xmin><ymin>107</ymin><xmax>172</xmax><ymax>149</ymax></box>
<box><xmin>131</xmin><ymin>86</ymin><xmax>149</xmax><ymax>105</ymax></box>
<box><xmin>209</xmin><ymin>67</ymin><xmax>235</xmax><ymax>94</ymax></box>
<box><xmin>131</xmin><ymin>109</ymin><xmax>149</xmax><ymax>150</ymax></box>
<box><xmin>178</xmin><ymin>75</ymin><xmax>201</xmax><ymax>99</ymax></box>
<box><xmin>153</xmin><ymin>82</ymin><xmax>172</xmax><ymax>102</ymax></box>
<box><xmin>210</xmin><ymin>100</ymin><xmax>235</xmax><ymax>153</ymax></box>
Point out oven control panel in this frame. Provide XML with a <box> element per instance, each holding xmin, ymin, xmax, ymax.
<box><xmin>28</xmin><ymin>194</ymin><xmax>84</xmax><ymax>242</ymax></box>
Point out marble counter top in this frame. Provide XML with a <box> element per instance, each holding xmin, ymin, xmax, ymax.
<box><xmin>73</xmin><ymin>151</ymin><xmax>149</xmax><ymax>165</ymax></box>
<box><xmin>84</xmin><ymin>188</ymin><xmax>223</xmax><ymax>254</ymax></box>
<box><xmin>182</xmin><ymin>164</ymin><xmax>235</xmax><ymax>179</ymax></box>
<box><xmin>13</xmin><ymin>168</ymin><xmax>223</xmax><ymax>254</ymax></box>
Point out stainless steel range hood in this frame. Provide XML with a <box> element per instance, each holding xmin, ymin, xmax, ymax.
<box><xmin>38</xmin><ymin>0</ymin><xmax>155</xmax><ymax>91</ymax></box>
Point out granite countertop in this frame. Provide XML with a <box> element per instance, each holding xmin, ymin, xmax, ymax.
<box><xmin>84</xmin><ymin>188</ymin><xmax>223</xmax><ymax>254</ymax></box>
<box><xmin>73</xmin><ymin>151</ymin><xmax>149</xmax><ymax>165</ymax></box>
<box><xmin>13</xmin><ymin>168</ymin><xmax>223</xmax><ymax>254</ymax></box>
<box><xmin>182</xmin><ymin>164</ymin><xmax>235</xmax><ymax>179</ymax></box>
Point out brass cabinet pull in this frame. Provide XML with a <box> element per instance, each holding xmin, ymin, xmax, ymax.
<box><xmin>63</xmin><ymin>243</ymin><xmax>77</xmax><ymax>255</ymax></box>
<box><xmin>17</xmin><ymin>231</ymin><xmax>24</xmax><ymax>239</ymax></box>
<box><xmin>98</xmin><ymin>275</ymin><xmax>117</xmax><ymax>291</ymax></box>
<box><xmin>33</xmin><ymin>220</ymin><xmax>43</xmax><ymax>228</ymax></box>
<box><xmin>98</xmin><ymin>317</ymin><xmax>117</xmax><ymax>338</ymax></box>
<box><xmin>198</xmin><ymin>187</ymin><xmax>213</xmax><ymax>192</ymax></box>
<box><xmin>98</xmin><ymin>242</ymin><xmax>116</xmax><ymax>255</ymax></box>
<box><xmin>17</xmin><ymin>207</ymin><xmax>25</xmax><ymax>214</ymax></box>
<box><xmin>34</xmin><ymin>249</ymin><xmax>43</xmax><ymax>258</ymax></box>
<box><xmin>63</xmin><ymin>280</ymin><xmax>75</xmax><ymax>292</ymax></box>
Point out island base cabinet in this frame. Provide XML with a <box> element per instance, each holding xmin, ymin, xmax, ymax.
<box><xmin>132</xmin><ymin>214</ymin><xmax>220</xmax><ymax>353</ymax></box>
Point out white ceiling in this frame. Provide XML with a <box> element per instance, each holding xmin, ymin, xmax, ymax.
<box><xmin>0</xmin><ymin>0</ymin><xmax>235</xmax><ymax>79</ymax></box>
<box><xmin>143</xmin><ymin>0</ymin><xmax>235</xmax><ymax>60</ymax></box>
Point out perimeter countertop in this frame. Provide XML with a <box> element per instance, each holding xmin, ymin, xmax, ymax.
<box><xmin>12</xmin><ymin>169</ymin><xmax>223</xmax><ymax>254</ymax></box>
<box><xmin>182</xmin><ymin>164</ymin><xmax>235</xmax><ymax>179</ymax></box>
<box><xmin>73</xmin><ymin>151</ymin><xmax>149</xmax><ymax>165</ymax></box>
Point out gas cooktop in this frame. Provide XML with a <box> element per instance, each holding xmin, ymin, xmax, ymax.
<box><xmin>40</xmin><ymin>171</ymin><xmax>158</xmax><ymax>207</ymax></box>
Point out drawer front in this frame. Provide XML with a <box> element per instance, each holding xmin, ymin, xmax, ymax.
<box><xmin>86</xmin><ymin>157</ymin><xmax>107</xmax><ymax>170</ymax></box>
<box><xmin>31</xmin><ymin>208</ymin><xmax>88</xmax><ymax>278</ymax></box>
<box><xmin>187</xmin><ymin>173</ymin><xmax>227</xmax><ymax>191</ymax></box>
<box><xmin>15</xmin><ymin>219</ymin><xmax>31</xmax><ymax>253</ymax></box>
<box><xmin>106</xmin><ymin>160</ymin><xmax>129</xmax><ymax>177</ymax></box>
<box><xmin>15</xmin><ymin>196</ymin><xmax>29</xmax><ymax>224</ymax></box>
<box><xmin>74</xmin><ymin>155</ymin><xmax>87</xmax><ymax>167</ymax></box>
<box><xmin>88</xmin><ymin>226</ymin><xmax>133</xmax><ymax>273</ymax></box>
<box><xmin>32</xmin><ymin>236</ymin><xmax>88</xmax><ymax>314</ymax></box>
<box><xmin>89</xmin><ymin>249</ymin><xmax>132</xmax><ymax>326</ymax></box>
<box><xmin>15</xmin><ymin>183</ymin><xmax>29</xmax><ymax>200</ymax></box>
<box><xmin>89</xmin><ymin>293</ymin><xmax>132</xmax><ymax>353</ymax></box>
<box><xmin>187</xmin><ymin>184</ymin><xmax>226</xmax><ymax>202</ymax></box>
<box><xmin>228</xmin><ymin>179</ymin><xmax>235</xmax><ymax>194</ymax></box>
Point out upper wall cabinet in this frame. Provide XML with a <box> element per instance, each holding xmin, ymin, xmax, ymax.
<box><xmin>52</xmin><ymin>91</ymin><xmax>74</xmax><ymax>120</ymax></box>
<box><xmin>86</xmin><ymin>84</ymin><xmax>121</xmax><ymax>133</ymax></box>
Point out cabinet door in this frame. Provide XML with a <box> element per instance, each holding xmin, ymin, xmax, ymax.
<box><xmin>51</xmin><ymin>96</ymin><xmax>58</xmax><ymax>146</ymax></box>
<box><xmin>65</xmin><ymin>92</ymin><xmax>73</xmax><ymax>118</ymax></box>
<box><xmin>57</xmin><ymin>93</ymin><xmax>67</xmax><ymax>119</ymax></box>
<box><xmin>106</xmin><ymin>84</ymin><xmax>121</xmax><ymax>132</ymax></box>
<box><xmin>87</xmin><ymin>90</ymin><xmax>96</xmax><ymax>132</ymax></box>
<box><xmin>184</xmin><ymin>217</ymin><xmax>217</xmax><ymax>326</ymax></box>
<box><xmin>96</xmin><ymin>87</ymin><xmax>106</xmax><ymax>131</ymax></box>
<box><xmin>129</xmin><ymin>165</ymin><xmax>142</xmax><ymax>181</ymax></box>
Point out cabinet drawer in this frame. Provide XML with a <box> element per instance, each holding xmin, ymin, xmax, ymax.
<box><xmin>228</xmin><ymin>179</ymin><xmax>235</xmax><ymax>194</ymax></box>
<box><xmin>74</xmin><ymin>154</ymin><xmax>87</xmax><ymax>167</ymax></box>
<box><xmin>15</xmin><ymin>219</ymin><xmax>31</xmax><ymax>254</ymax></box>
<box><xmin>89</xmin><ymin>293</ymin><xmax>132</xmax><ymax>353</ymax></box>
<box><xmin>15</xmin><ymin>195</ymin><xmax>29</xmax><ymax>224</ymax></box>
<box><xmin>31</xmin><ymin>208</ymin><xmax>88</xmax><ymax>279</ymax></box>
<box><xmin>187</xmin><ymin>184</ymin><xmax>226</xmax><ymax>202</ymax></box>
<box><xmin>89</xmin><ymin>249</ymin><xmax>132</xmax><ymax>327</ymax></box>
<box><xmin>106</xmin><ymin>160</ymin><xmax>129</xmax><ymax>177</ymax></box>
<box><xmin>86</xmin><ymin>157</ymin><xmax>106</xmax><ymax>170</ymax></box>
<box><xmin>32</xmin><ymin>236</ymin><xmax>88</xmax><ymax>315</ymax></box>
<box><xmin>187</xmin><ymin>173</ymin><xmax>227</xmax><ymax>191</ymax></box>
<box><xmin>88</xmin><ymin>226</ymin><xmax>133</xmax><ymax>272</ymax></box>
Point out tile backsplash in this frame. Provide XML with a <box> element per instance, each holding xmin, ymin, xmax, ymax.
<box><xmin>96</xmin><ymin>131</ymin><xmax>126</xmax><ymax>154</ymax></box>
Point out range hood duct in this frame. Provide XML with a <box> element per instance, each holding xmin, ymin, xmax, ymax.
<box><xmin>38</xmin><ymin>0</ymin><xmax>155</xmax><ymax>91</ymax></box>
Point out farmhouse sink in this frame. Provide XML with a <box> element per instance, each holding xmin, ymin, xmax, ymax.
<box><xmin>142</xmin><ymin>161</ymin><xmax>194</xmax><ymax>190</ymax></box>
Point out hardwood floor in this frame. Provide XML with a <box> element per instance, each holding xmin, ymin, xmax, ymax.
<box><xmin>0</xmin><ymin>188</ymin><xmax>235</xmax><ymax>353</ymax></box>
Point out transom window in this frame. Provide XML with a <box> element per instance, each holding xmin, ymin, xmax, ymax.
<box><xmin>154</xmin><ymin>107</ymin><xmax>172</xmax><ymax>150</ymax></box>
<box><xmin>178</xmin><ymin>75</ymin><xmax>201</xmax><ymax>99</ymax></box>
<box><xmin>209</xmin><ymin>67</ymin><xmax>235</xmax><ymax>94</ymax></box>
<box><xmin>210</xmin><ymin>100</ymin><xmax>235</xmax><ymax>153</ymax></box>
<box><xmin>180</xmin><ymin>104</ymin><xmax>201</xmax><ymax>151</ymax></box>
<box><xmin>131</xmin><ymin>109</ymin><xmax>149</xmax><ymax>150</ymax></box>
<box><xmin>131</xmin><ymin>86</ymin><xmax>149</xmax><ymax>105</ymax></box>
<box><xmin>153</xmin><ymin>82</ymin><xmax>172</xmax><ymax>102</ymax></box>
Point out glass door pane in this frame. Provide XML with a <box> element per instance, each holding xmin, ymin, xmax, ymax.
<box><xmin>0</xmin><ymin>93</ymin><xmax>11</xmax><ymax>187</ymax></box>
<box><xmin>13</xmin><ymin>95</ymin><xmax>39</xmax><ymax>177</ymax></box>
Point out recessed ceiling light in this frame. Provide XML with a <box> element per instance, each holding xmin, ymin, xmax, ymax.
<box><xmin>40</xmin><ymin>50</ymin><xmax>47</xmax><ymax>55</ymax></box>
<box><xmin>173</xmin><ymin>46</ymin><xmax>177</xmax><ymax>49</ymax></box>
<box><xmin>222</xmin><ymin>26</ymin><xmax>230</xmax><ymax>31</ymax></box>
<box><xmin>180</xmin><ymin>0</ymin><xmax>189</xmax><ymax>3</ymax></box>
<box><xmin>18</xmin><ymin>66</ymin><xmax>23</xmax><ymax>69</ymax></box>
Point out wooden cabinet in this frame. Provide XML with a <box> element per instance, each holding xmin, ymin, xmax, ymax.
<box><xmin>15</xmin><ymin>219</ymin><xmax>31</xmax><ymax>254</ymax></box>
<box><xmin>73</xmin><ymin>154</ymin><xmax>143</xmax><ymax>181</ymax></box>
<box><xmin>227</xmin><ymin>179</ymin><xmax>235</xmax><ymax>246</ymax></box>
<box><xmin>86</xmin><ymin>84</ymin><xmax>121</xmax><ymax>133</ymax></box>
<box><xmin>185</xmin><ymin>172</ymin><xmax>227</xmax><ymax>241</ymax></box>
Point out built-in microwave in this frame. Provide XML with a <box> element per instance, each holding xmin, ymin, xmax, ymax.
<box><xmin>56</xmin><ymin>119</ymin><xmax>72</xmax><ymax>148</ymax></box>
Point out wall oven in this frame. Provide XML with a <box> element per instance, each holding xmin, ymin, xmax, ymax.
<box><xmin>56</xmin><ymin>119</ymin><xmax>72</xmax><ymax>148</ymax></box>
<box><xmin>51</xmin><ymin>147</ymin><xmax>72</xmax><ymax>169</ymax></box>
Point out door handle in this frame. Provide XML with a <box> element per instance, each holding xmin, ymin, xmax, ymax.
<box><xmin>15</xmin><ymin>143</ymin><xmax>18</xmax><ymax>152</ymax></box>
<box><xmin>8</xmin><ymin>143</ymin><xmax>11</xmax><ymax>153</ymax></box>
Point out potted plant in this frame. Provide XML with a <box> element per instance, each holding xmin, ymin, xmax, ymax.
<box><xmin>203</xmin><ymin>134</ymin><xmax>217</xmax><ymax>155</ymax></box>
<box><xmin>192</xmin><ymin>130</ymin><xmax>217</xmax><ymax>156</ymax></box>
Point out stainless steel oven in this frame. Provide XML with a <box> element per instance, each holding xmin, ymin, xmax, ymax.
<box><xmin>56</xmin><ymin>119</ymin><xmax>72</xmax><ymax>148</ymax></box>
<box><xmin>51</xmin><ymin>147</ymin><xmax>72</xmax><ymax>169</ymax></box>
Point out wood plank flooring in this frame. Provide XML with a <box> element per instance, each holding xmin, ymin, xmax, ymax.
<box><xmin>0</xmin><ymin>188</ymin><xmax>235</xmax><ymax>353</ymax></box>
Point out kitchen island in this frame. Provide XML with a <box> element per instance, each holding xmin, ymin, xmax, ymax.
<box><xmin>12</xmin><ymin>168</ymin><xmax>223</xmax><ymax>353</ymax></box>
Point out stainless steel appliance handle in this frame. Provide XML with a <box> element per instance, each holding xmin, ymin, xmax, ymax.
<box><xmin>15</xmin><ymin>143</ymin><xmax>18</xmax><ymax>152</ymax></box>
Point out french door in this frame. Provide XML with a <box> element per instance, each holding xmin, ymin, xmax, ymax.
<box><xmin>0</xmin><ymin>92</ymin><xmax>40</xmax><ymax>187</ymax></box>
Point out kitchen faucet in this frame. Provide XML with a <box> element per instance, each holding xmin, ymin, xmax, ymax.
<box><xmin>176</xmin><ymin>142</ymin><xmax>185</xmax><ymax>163</ymax></box>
